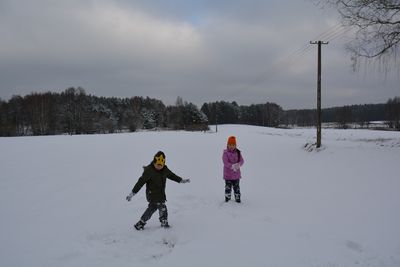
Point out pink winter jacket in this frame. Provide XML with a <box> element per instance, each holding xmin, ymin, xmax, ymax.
<box><xmin>222</xmin><ymin>148</ymin><xmax>244</xmax><ymax>180</ymax></box>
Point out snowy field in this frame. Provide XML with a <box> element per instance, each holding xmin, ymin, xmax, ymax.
<box><xmin>1</xmin><ymin>125</ymin><xmax>400</xmax><ymax>267</ymax></box>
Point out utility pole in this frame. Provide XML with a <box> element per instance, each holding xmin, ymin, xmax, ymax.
<box><xmin>310</xmin><ymin>41</ymin><xmax>328</xmax><ymax>148</ymax></box>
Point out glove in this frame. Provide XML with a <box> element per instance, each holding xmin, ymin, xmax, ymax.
<box><xmin>180</xmin><ymin>178</ymin><xmax>191</xmax><ymax>184</ymax></box>
<box><xmin>231</xmin><ymin>163</ymin><xmax>240</xmax><ymax>172</ymax></box>
<box><xmin>126</xmin><ymin>192</ymin><xmax>135</xmax><ymax>201</ymax></box>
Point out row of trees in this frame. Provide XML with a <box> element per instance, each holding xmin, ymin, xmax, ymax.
<box><xmin>1</xmin><ymin>88</ymin><xmax>399</xmax><ymax>137</ymax></box>
<box><xmin>202</xmin><ymin>99</ymin><xmax>400</xmax><ymax>130</ymax></box>
<box><xmin>282</xmin><ymin>97</ymin><xmax>400</xmax><ymax>130</ymax></box>
<box><xmin>0</xmin><ymin>88</ymin><xmax>208</xmax><ymax>136</ymax></box>
<box><xmin>201</xmin><ymin>101</ymin><xmax>284</xmax><ymax>127</ymax></box>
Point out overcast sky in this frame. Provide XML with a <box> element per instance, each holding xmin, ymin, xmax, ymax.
<box><xmin>0</xmin><ymin>0</ymin><xmax>398</xmax><ymax>109</ymax></box>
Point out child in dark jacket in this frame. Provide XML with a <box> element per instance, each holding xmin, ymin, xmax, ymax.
<box><xmin>222</xmin><ymin>136</ymin><xmax>244</xmax><ymax>203</ymax></box>
<box><xmin>126</xmin><ymin>151</ymin><xmax>190</xmax><ymax>230</ymax></box>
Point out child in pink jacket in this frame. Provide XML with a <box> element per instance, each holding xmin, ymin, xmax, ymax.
<box><xmin>222</xmin><ymin>136</ymin><xmax>244</xmax><ymax>203</ymax></box>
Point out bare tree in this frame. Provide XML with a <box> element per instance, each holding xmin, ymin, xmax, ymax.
<box><xmin>319</xmin><ymin>0</ymin><xmax>400</xmax><ymax>69</ymax></box>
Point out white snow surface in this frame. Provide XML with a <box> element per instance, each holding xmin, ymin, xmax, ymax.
<box><xmin>1</xmin><ymin>125</ymin><xmax>400</xmax><ymax>267</ymax></box>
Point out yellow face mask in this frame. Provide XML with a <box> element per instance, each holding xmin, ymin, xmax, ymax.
<box><xmin>154</xmin><ymin>154</ymin><xmax>165</xmax><ymax>167</ymax></box>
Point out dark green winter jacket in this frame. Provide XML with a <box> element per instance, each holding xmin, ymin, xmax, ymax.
<box><xmin>131</xmin><ymin>164</ymin><xmax>183</xmax><ymax>203</ymax></box>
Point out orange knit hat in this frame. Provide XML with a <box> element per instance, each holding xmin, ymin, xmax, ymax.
<box><xmin>227</xmin><ymin>136</ymin><xmax>236</xmax><ymax>146</ymax></box>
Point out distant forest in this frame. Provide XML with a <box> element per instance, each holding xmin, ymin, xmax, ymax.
<box><xmin>201</xmin><ymin>99</ymin><xmax>399</xmax><ymax>130</ymax></box>
<box><xmin>0</xmin><ymin>87</ymin><xmax>399</xmax><ymax>136</ymax></box>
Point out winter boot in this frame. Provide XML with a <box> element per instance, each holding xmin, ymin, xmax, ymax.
<box><xmin>234</xmin><ymin>192</ymin><xmax>241</xmax><ymax>203</ymax></box>
<box><xmin>225</xmin><ymin>196</ymin><xmax>231</xmax><ymax>202</ymax></box>
<box><xmin>134</xmin><ymin>220</ymin><xmax>146</xmax><ymax>230</ymax></box>
<box><xmin>160</xmin><ymin>219</ymin><xmax>170</xmax><ymax>228</ymax></box>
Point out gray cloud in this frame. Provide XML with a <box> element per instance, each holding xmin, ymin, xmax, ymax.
<box><xmin>0</xmin><ymin>0</ymin><xmax>398</xmax><ymax>109</ymax></box>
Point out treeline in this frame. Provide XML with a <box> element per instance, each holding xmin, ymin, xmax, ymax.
<box><xmin>0</xmin><ymin>87</ymin><xmax>208</xmax><ymax>136</ymax></box>
<box><xmin>201</xmin><ymin>101</ymin><xmax>283</xmax><ymax>127</ymax></box>
<box><xmin>1</xmin><ymin>88</ymin><xmax>399</xmax><ymax>137</ymax></box>
<box><xmin>201</xmin><ymin>98</ymin><xmax>400</xmax><ymax>130</ymax></box>
<box><xmin>282</xmin><ymin>98</ymin><xmax>400</xmax><ymax>130</ymax></box>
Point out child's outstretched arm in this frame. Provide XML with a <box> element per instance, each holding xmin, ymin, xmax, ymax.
<box><xmin>165</xmin><ymin>166</ymin><xmax>190</xmax><ymax>184</ymax></box>
<box><xmin>126</xmin><ymin>170</ymin><xmax>149</xmax><ymax>201</ymax></box>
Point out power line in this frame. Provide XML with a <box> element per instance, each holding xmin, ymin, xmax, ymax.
<box><xmin>314</xmin><ymin>23</ymin><xmax>344</xmax><ymax>40</ymax></box>
<box><xmin>223</xmin><ymin>23</ymin><xmax>349</xmax><ymax>102</ymax></box>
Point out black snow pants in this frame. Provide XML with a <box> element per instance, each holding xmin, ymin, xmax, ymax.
<box><xmin>140</xmin><ymin>202</ymin><xmax>168</xmax><ymax>223</ymax></box>
<box><xmin>225</xmin><ymin>180</ymin><xmax>241</xmax><ymax>200</ymax></box>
